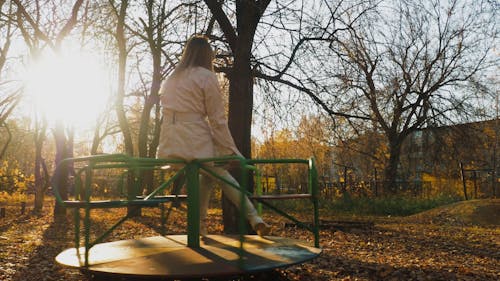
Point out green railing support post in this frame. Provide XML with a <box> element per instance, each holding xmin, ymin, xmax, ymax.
<box><xmin>83</xmin><ymin>165</ymin><xmax>92</xmax><ymax>266</ymax></box>
<box><xmin>238</xmin><ymin>159</ymin><xmax>248</xmax><ymax>269</ymax></box>
<box><xmin>73</xmin><ymin>170</ymin><xmax>82</xmax><ymax>254</ymax></box>
<box><xmin>73</xmin><ymin>208</ymin><xmax>80</xmax><ymax>260</ymax></box>
<box><xmin>309</xmin><ymin>158</ymin><xmax>320</xmax><ymax>248</ymax></box>
<box><xmin>186</xmin><ymin>161</ymin><xmax>200</xmax><ymax>248</ymax></box>
<box><xmin>254</xmin><ymin>167</ymin><xmax>263</xmax><ymax>215</ymax></box>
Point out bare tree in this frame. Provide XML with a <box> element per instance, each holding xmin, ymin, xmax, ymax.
<box><xmin>203</xmin><ymin>0</ymin><xmax>271</xmax><ymax>233</ymax></box>
<box><xmin>205</xmin><ymin>0</ymin><xmax>271</xmax><ymax>158</ymax></box>
<box><xmin>0</xmin><ymin>0</ymin><xmax>13</xmax><ymax>78</ymax></box>
<box><xmin>0</xmin><ymin>1</ymin><xmax>21</xmax><ymax>157</ymax></box>
<box><xmin>124</xmin><ymin>1</ymin><xmax>201</xmax><ymax>193</ymax></box>
<box><xmin>90</xmin><ymin>111</ymin><xmax>121</xmax><ymax>155</ymax></box>
<box><xmin>130</xmin><ymin>1</ymin><xmax>193</xmax><ymax>160</ymax></box>
<box><xmin>324</xmin><ymin>0</ymin><xmax>497</xmax><ymax>189</ymax></box>
<box><xmin>204</xmin><ymin>0</ymin><xmax>373</xmax><ymax>232</ymax></box>
<box><xmin>12</xmin><ymin>0</ymin><xmax>86</xmax><ymax>215</ymax></box>
<box><xmin>33</xmin><ymin>114</ymin><xmax>49</xmax><ymax>213</ymax></box>
<box><xmin>107</xmin><ymin>0</ymin><xmax>134</xmax><ymax>156</ymax></box>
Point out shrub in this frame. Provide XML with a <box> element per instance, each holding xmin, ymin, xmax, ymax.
<box><xmin>0</xmin><ymin>160</ymin><xmax>34</xmax><ymax>195</ymax></box>
<box><xmin>322</xmin><ymin>194</ymin><xmax>461</xmax><ymax>216</ymax></box>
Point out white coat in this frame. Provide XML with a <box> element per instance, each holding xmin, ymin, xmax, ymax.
<box><xmin>157</xmin><ymin>66</ymin><xmax>241</xmax><ymax>161</ymax></box>
<box><xmin>157</xmin><ymin>66</ymin><xmax>266</xmax><ymax>231</ymax></box>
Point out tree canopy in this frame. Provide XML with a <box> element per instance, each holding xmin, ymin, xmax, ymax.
<box><xmin>0</xmin><ymin>0</ymin><xmax>497</xmax><ymax>204</ymax></box>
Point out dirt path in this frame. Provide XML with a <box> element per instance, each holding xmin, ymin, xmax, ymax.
<box><xmin>0</xmin><ymin>200</ymin><xmax>498</xmax><ymax>281</ymax></box>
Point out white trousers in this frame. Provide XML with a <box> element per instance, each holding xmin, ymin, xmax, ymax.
<box><xmin>199</xmin><ymin>166</ymin><xmax>264</xmax><ymax>229</ymax></box>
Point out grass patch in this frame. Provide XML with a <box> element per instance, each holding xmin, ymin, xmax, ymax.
<box><xmin>322</xmin><ymin>194</ymin><xmax>461</xmax><ymax>216</ymax></box>
<box><xmin>408</xmin><ymin>199</ymin><xmax>500</xmax><ymax>226</ymax></box>
<box><xmin>255</xmin><ymin>194</ymin><xmax>461</xmax><ymax>218</ymax></box>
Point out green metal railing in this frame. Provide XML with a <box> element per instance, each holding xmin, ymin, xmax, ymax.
<box><xmin>53</xmin><ymin>154</ymin><xmax>320</xmax><ymax>266</ymax></box>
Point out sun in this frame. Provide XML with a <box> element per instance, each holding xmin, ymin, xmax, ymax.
<box><xmin>24</xmin><ymin>49</ymin><xmax>111</xmax><ymax>130</ymax></box>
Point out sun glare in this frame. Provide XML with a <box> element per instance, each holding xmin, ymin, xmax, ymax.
<box><xmin>24</xmin><ymin>50</ymin><xmax>111</xmax><ymax>130</ymax></box>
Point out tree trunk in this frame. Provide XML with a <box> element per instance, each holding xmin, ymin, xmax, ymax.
<box><xmin>222</xmin><ymin>51</ymin><xmax>254</xmax><ymax>233</ymax></box>
<box><xmin>115</xmin><ymin>0</ymin><xmax>133</xmax><ymax>156</ymax></box>
<box><xmin>53</xmin><ymin>121</ymin><xmax>69</xmax><ymax>217</ymax></box>
<box><xmin>33</xmin><ymin>118</ymin><xmax>47</xmax><ymax>213</ymax></box>
<box><xmin>90</xmin><ymin>124</ymin><xmax>101</xmax><ymax>155</ymax></box>
<box><xmin>384</xmin><ymin>138</ymin><xmax>402</xmax><ymax>194</ymax></box>
<box><xmin>112</xmin><ymin>0</ymin><xmax>139</xmax><ymax>215</ymax></box>
<box><xmin>222</xmin><ymin>8</ymin><xmax>255</xmax><ymax>234</ymax></box>
<box><xmin>137</xmin><ymin>62</ymin><xmax>159</xmax><ymax>159</ymax></box>
<box><xmin>0</xmin><ymin>122</ymin><xmax>11</xmax><ymax>159</ymax></box>
<box><xmin>138</xmin><ymin>44</ymin><xmax>162</xmax><ymax>194</ymax></box>
<box><xmin>460</xmin><ymin>162</ymin><xmax>469</xmax><ymax>200</ymax></box>
<box><xmin>205</xmin><ymin>0</ymin><xmax>270</xmax><ymax>234</ymax></box>
<box><xmin>227</xmin><ymin>52</ymin><xmax>253</xmax><ymax>157</ymax></box>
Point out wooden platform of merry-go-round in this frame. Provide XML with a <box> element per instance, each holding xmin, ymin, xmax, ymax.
<box><xmin>52</xmin><ymin>154</ymin><xmax>322</xmax><ymax>279</ymax></box>
<box><xmin>56</xmin><ymin>234</ymin><xmax>321</xmax><ymax>279</ymax></box>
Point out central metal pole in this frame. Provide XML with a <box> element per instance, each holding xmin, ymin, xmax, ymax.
<box><xmin>186</xmin><ymin>161</ymin><xmax>200</xmax><ymax>248</ymax></box>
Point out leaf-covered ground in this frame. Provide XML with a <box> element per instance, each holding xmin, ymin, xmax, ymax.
<box><xmin>0</xmin><ymin>199</ymin><xmax>498</xmax><ymax>281</ymax></box>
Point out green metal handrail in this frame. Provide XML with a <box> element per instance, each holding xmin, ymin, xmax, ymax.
<box><xmin>52</xmin><ymin>153</ymin><xmax>320</xmax><ymax>267</ymax></box>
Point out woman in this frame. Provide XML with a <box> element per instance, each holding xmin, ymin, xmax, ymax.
<box><xmin>158</xmin><ymin>35</ymin><xmax>270</xmax><ymax>236</ymax></box>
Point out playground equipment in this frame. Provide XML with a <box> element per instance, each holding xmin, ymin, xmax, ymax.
<box><xmin>53</xmin><ymin>154</ymin><xmax>321</xmax><ymax>279</ymax></box>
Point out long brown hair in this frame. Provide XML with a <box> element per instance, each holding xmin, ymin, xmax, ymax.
<box><xmin>171</xmin><ymin>35</ymin><xmax>214</xmax><ymax>77</ymax></box>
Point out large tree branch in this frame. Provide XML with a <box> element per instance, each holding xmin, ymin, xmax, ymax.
<box><xmin>203</xmin><ymin>0</ymin><xmax>237</xmax><ymax>52</ymax></box>
<box><xmin>0</xmin><ymin>122</ymin><xmax>11</xmax><ymax>159</ymax></box>
<box><xmin>11</xmin><ymin>0</ymin><xmax>54</xmax><ymax>50</ymax></box>
<box><xmin>55</xmin><ymin>0</ymin><xmax>85</xmax><ymax>48</ymax></box>
<box><xmin>271</xmin><ymin>37</ymin><xmax>339</xmax><ymax>80</ymax></box>
<box><xmin>254</xmin><ymin>0</ymin><xmax>271</xmax><ymax>26</ymax></box>
<box><xmin>0</xmin><ymin>89</ymin><xmax>21</xmax><ymax>124</ymax></box>
<box><xmin>255</xmin><ymin>71</ymin><xmax>371</xmax><ymax>121</ymax></box>
<box><xmin>133</xmin><ymin>2</ymin><xmax>194</xmax><ymax>42</ymax></box>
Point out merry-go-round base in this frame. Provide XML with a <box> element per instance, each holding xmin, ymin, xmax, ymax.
<box><xmin>55</xmin><ymin>234</ymin><xmax>322</xmax><ymax>279</ymax></box>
